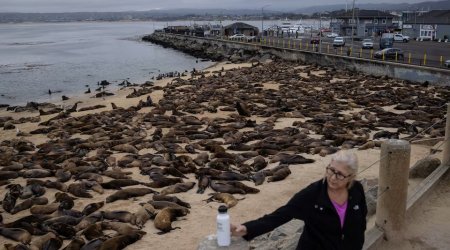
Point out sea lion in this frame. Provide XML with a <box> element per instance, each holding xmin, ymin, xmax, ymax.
<box><xmin>211</xmin><ymin>171</ymin><xmax>249</xmax><ymax>181</ymax></box>
<box><xmin>44</xmin><ymin>222</ymin><xmax>76</xmax><ymax>239</ymax></box>
<box><xmin>102</xmin><ymin>170</ymin><xmax>131</xmax><ymax>180</ymax></box>
<box><xmin>3</xmin><ymin>193</ymin><xmax>19</xmax><ymax>213</ymax></box>
<box><xmin>3</xmin><ymin>243</ymin><xmax>29</xmax><ymax>250</ymax></box>
<box><xmin>105</xmin><ymin>188</ymin><xmax>156</xmax><ymax>203</ymax></box>
<box><xmin>210</xmin><ymin>181</ymin><xmax>246</xmax><ymax>194</ymax></box>
<box><xmin>54</xmin><ymin>192</ymin><xmax>75</xmax><ymax>210</ymax></box>
<box><xmin>205</xmin><ymin>193</ymin><xmax>244</xmax><ymax>208</ymax></box>
<box><xmin>152</xmin><ymin>194</ymin><xmax>191</xmax><ymax>208</ymax></box>
<box><xmin>30</xmin><ymin>203</ymin><xmax>59</xmax><ymax>215</ymax></box>
<box><xmin>98</xmin><ymin>231</ymin><xmax>145</xmax><ymax>250</ymax></box>
<box><xmin>251</xmin><ymin>156</ymin><xmax>268</xmax><ymax>171</ymax></box>
<box><xmin>74</xmin><ymin>212</ymin><xmax>103</xmax><ymax>231</ymax></box>
<box><xmin>11</xmin><ymin>197</ymin><xmax>48</xmax><ymax>214</ymax></box>
<box><xmin>196</xmin><ymin>175</ymin><xmax>210</xmax><ymax>194</ymax></box>
<box><xmin>82</xmin><ymin>223</ymin><xmax>104</xmax><ymax>240</ymax></box>
<box><xmin>55</xmin><ymin>169</ymin><xmax>71</xmax><ymax>183</ymax></box>
<box><xmin>101</xmin><ymin>222</ymin><xmax>140</xmax><ymax>235</ymax></box>
<box><xmin>147</xmin><ymin>201</ymin><xmax>190</xmax><ymax>213</ymax></box>
<box><xmin>250</xmin><ymin>171</ymin><xmax>266</xmax><ymax>186</ymax></box>
<box><xmin>154</xmin><ymin>207</ymin><xmax>188</xmax><ymax>234</ymax></box>
<box><xmin>75</xmin><ymin>173</ymin><xmax>103</xmax><ymax>183</ymax></box>
<box><xmin>0</xmin><ymin>171</ymin><xmax>19</xmax><ymax>181</ymax></box>
<box><xmin>276</xmin><ymin>154</ymin><xmax>315</xmax><ymax>165</ymax></box>
<box><xmin>101</xmin><ymin>211</ymin><xmax>136</xmax><ymax>224</ymax></box>
<box><xmin>267</xmin><ymin>167</ymin><xmax>292</xmax><ymax>182</ymax></box>
<box><xmin>29</xmin><ymin>232</ymin><xmax>58</xmax><ymax>250</ymax></box>
<box><xmin>227</xmin><ymin>181</ymin><xmax>260</xmax><ymax>194</ymax></box>
<box><xmin>112</xmin><ymin>144</ymin><xmax>139</xmax><ymax>154</ymax></box>
<box><xmin>193</xmin><ymin>152</ymin><xmax>209</xmax><ymax>166</ymax></box>
<box><xmin>20</xmin><ymin>169</ymin><xmax>52</xmax><ymax>178</ymax></box>
<box><xmin>80</xmin><ymin>237</ymin><xmax>107</xmax><ymax>250</ymax></box>
<box><xmin>160</xmin><ymin>182</ymin><xmax>195</xmax><ymax>195</ymax></box>
<box><xmin>63</xmin><ymin>237</ymin><xmax>85</xmax><ymax>250</ymax></box>
<box><xmin>0</xmin><ymin>228</ymin><xmax>31</xmax><ymax>244</ymax></box>
<box><xmin>100</xmin><ymin>179</ymin><xmax>142</xmax><ymax>189</ymax></box>
<box><xmin>20</xmin><ymin>184</ymin><xmax>46</xmax><ymax>199</ymax></box>
<box><xmin>68</xmin><ymin>183</ymin><xmax>92</xmax><ymax>198</ymax></box>
<box><xmin>134</xmin><ymin>204</ymin><xmax>156</xmax><ymax>228</ymax></box>
<box><xmin>235</xmin><ymin>101</ymin><xmax>251</xmax><ymax>117</ymax></box>
<box><xmin>81</xmin><ymin>201</ymin><xmax>104</xmax><ymax>216</ymax></box>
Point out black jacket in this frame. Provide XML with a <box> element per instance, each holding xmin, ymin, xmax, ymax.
<box><xmin>243</xmin><ymin>179</ymin><xmax>367</xmax><ymax>250</ymax></box>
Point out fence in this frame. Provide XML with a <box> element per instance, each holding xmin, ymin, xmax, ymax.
<box><xmin>164</xmin><ymin>33</ymin><xmax>450</xmax><ymax>70</ymax></box>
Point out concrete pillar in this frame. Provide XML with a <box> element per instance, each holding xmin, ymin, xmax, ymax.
<box><xmin>443</xmin><ymin>103</ymin><xmax>450</xmax><ymax>166</ymax></box>
<box><xmin>375</xmin><ymin>139</ymin><xmax>411</xmax><ymax>242</ymax></box>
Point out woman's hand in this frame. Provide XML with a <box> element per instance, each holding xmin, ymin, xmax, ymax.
<box><xmin>230</xmin><ymin>224</ymin><xmax>247</xmax><ymax>237</ymax></box>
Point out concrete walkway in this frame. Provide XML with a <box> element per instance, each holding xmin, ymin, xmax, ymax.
<box><xmin>377</xmin><ymin>171</ymin><xmax>450</xmax><ymax>250</ymax></box>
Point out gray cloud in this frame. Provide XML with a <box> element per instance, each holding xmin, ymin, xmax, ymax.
<box><xmin>0</xmin><ymin>0</ymin><xmax>435</xmax><ymax>12</ymax></box>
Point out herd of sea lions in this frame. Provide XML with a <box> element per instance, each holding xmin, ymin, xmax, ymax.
<box><xmin>0</xmin><ymin>60</ymin><xmax>448</xmax><ymax>249</ymax></box>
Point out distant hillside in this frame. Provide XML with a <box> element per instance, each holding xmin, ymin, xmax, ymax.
<box><xmin>295</xmin><ymin>0</ymin><xmax>450</xmax><ymax>14</ymax></box>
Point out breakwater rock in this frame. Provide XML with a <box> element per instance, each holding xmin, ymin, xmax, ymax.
<box><xmin>142</xmin><ymin>33</ymin><xmax>275</xmax><ymax>63</ymax></box>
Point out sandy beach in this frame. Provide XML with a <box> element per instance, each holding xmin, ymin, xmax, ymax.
<box><xmin>0</xmin><ymin>60</ymin><xmax>446</xmax><ymax>250</ymax></box>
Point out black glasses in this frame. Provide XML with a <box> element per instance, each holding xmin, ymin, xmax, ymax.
<box><xmin>326</xmin><ymin>166</ymin><xmax>353</xmax><ymax>181</ymax></box>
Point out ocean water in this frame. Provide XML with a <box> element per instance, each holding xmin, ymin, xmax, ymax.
<box><xmin>0</xmin><ymin>21</ymin><xmax>213</xmax><ymax>105</ymax></box>
<box><xmin>0</xmin><ymin>19</ymin><xmax>326</xmax><ymax>106</ymax></box>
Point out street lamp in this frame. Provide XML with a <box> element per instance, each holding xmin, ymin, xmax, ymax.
<box><xmin>261</xmin><ymin>4</ymin><xmax>271</xmax><ymax>37</ymax></box>
<box><xmin>350</xmin><ymin>0</ymin><xmax>356</xmax><ymax>53</ymax></box>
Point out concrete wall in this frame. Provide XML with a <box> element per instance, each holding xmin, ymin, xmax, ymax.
<box><xmin>154</xmin><ymin>34</ymin><xmax>450</xmax><ymax>86</ymax></box>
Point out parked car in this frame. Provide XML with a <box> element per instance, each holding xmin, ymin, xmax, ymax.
<box><xmin>326</xmin><ymin>33</ymin><xmax>339</xmax><ymax>38</ymax></box>
<box><xmin>374</xmin><ymin>48</ymin><xmax>404</xmax><ymax>60</ymax></box>
<box><xmin>229</xmin><ymin>34</ymin><xmax>246</xmax><ymax>40</ymax></box>
<box><xmin>362</xmin><ymin>39</ymin><xmax>374</xmax><ymax>49</ymax></box>
<box><xmin>445</xmin><ymin>59</ymin><xmax>450</xmax><ymax>68</ymax></box>
<box><xmin>332</xmin><ymin>37</ymin><xmax>345</xmax><ymax>47</ymax></box>
<box><xmin>310</xmin><ymin>37</ymin><xmax>320</xmax><ymax>44</ymax></box>
<box><xmin>393</xmin><ymin>34</ymin><xmax>410</xmax><ymax>43</ymax></box>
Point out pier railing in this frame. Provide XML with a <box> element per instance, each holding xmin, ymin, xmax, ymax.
<box><xmin>162</xmin><ymin>33</ymin><xmax>450</xmax><ymax>70</ymax></box>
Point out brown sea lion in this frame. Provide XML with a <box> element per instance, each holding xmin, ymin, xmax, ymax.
<box><xmin>0</xmin><ymin>228</ymin><xmax>31</xmax><ymax>244</ymax></box>
<box><xmin>81</xmin><ymin>201</ymin><xmax>104</xmax><ymax>216</ymax></box>
<box><xmin>74</xmin><ymin>212</ymin><xmax>103</xmax><ymax>231</ymax></box>
<box><xmin>235</xmin><ymin>101</ymin><xmax>251</xmax><ymax>117</ymax></box>
<box><xmin>20</xmin><ymin>169</ymin><xmax>52</xmax><ymax>178</ymax></box>
<box><xmin>154</xmin><ymin>207</ymin><xmax>188</xmax><ymax>234</ymax></box>
<box><xmin>100</xmin><ymin>179</ymin><xmax>142</xmax><ymax>189</ymax></box>
<box><xmin>79</xmin><ymin>237</ymin><xmax>107</xmax><ymax>250</ymax></box>
<box><xmin>152</xmin><ymin>194</ymin><xmax>191</xmax><ymax>208</ymax></box>
<box><xmin>20</xmin><ymin>184</ymin><xmax>46</xmax><ymax>199</ymax></box>
<box><xmin>82</xmin><ymin>223</ymin><xmax>104</xmax><ymax>240</ymax></box>
<box><xmin>54</xmin><ymin>192</ymin><xmax>75</xmax><ymax>210</ymax></box>
<box><xmin>105</xmin><ymin>188</ymin><xmax>156</xmax><ymax>203</ymax></box>
<box><xmin>62</xmin><ymin>237</ymin><xmax>85</xmax><ymax>250</ymax></box>
<box><xmin>101</xmin><ymin>211</ymin><xmax>136</xmax><ymax>224</ymax></box>
<box><xmin>101</xmin><ymin>222</ymin><xmax>140</xmax><ymax>235</ymax></box>
<box><xmin>11</xmin><ymin>197</ymin><xmax>48</xmax><ymax>214</ymax></box>
<box><xmin>267</xmin><ymin>167</ymin><xmax>291</xmax><ymax>182</ymax></box>
<box><xmin>193</xmin><ymin>152</ymin><xmax>209</xmax><ymax>166</ymax></box>
<box><xmin>211</xmin><ymin>171</ymin><xmax>249</xmax><ymax>181</ymax></box>
<box><xmin>0</xmin><ymin>171</ymin><xmax>19</xmax><ymax>181</ymax></box>
<box><xmin>68</xmin><ymin>183</ymin><xmax>92</xmax><ymax>198</ymax></box>
<box><xmin>29</xmin><ymin>232</ymin><xmax>58</xmax><ymax>250</ymax></box>
<box><xmin>210</xmin><ymin>181</ymin><xmax>245</xmax><ymax>194</ymax></box>
<box><xmin>3</xmin><ymin>243</ymin><xmax>29</xmax><ymax>250</ymax></box>
<box><xmin>112</xmin><ymin>144</ymin><xmax>139</xmax><ymax>154</ymax></box>
<box><xmin>75</xmin><ymin>173</ymin><xmax>103</xmax><ymax>183</ymax></box>
<box><xmin>250</xmin><ymin>171</ymin><xmax>266</xmax><ymax>186</ymax></box>
<box><xmin>251</xmin><ymin>156</ymin><xmax>268</xmax><ymax>171</ymax></box>
<box><xmin>196</xmin><ymin>175</ymin><xmax>210</xmax><ymax>194</ymax></box>
<box><xmin>160</xmin><ymin>182</ymin><xmax>195</xmax><ymax>195</ymax></box>
<box><xmin>205</xmin><ymin>193</ymin><xmax>244</xmax><ymax>208</ymax></box>
<box><xmin>147</xmin><ymin>201</ymin><xmax>190</xmax><ymax>213</ymax></box>
<box><xmin>98</xmin><ymin>231</ymin><xmax>145</xmax><ymax>250</ymax></box>
<box><xmin>102</xmin><ymin>170</ymin><xmax>131</xmax><ymax>179</ymax></box>
<box><xmin>227</xmin><ymin>181</ymin><xmax>260</xmax><ymax>194</ymax></box>
<box><xmin>134</xmin><ymin>204</ymin><xmax>156</xmax><ymax>228</ymax></box>
<box><xmin>30</xmin><ymin>203</ymin><xmax>59</xmax><ymax>215</ymax></box>
<box><xmin>55</xmin><ymin>169</ymin><xmax>71</xmax><ymax>183</ymax></box>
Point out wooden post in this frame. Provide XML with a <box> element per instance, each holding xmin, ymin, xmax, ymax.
<box><xmin>376</xmin><ymin>139</ymin><xmax>411</xmax><ymax>242</ymax></box>
<box><xmin>443</xmin><ymin>103</ymin><xmax>450</xmax><ymax>166</ymax></box>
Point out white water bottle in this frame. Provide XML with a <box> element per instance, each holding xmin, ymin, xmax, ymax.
<box><xmin>217</xmin><ymin>205</ymin><xmax>231</xmax><ymax>246</ymax></box>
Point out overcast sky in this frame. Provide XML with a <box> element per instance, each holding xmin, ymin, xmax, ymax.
<box><xmin>0</xmin><ymin>0</ymin><xmax>434</xmax><ymax>12</ymax></box>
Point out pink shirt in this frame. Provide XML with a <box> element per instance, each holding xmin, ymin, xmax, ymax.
<box><xmin>331</xmin><ymin>200</ymin><xmax>348</xmax><ymax>228</ymax></box>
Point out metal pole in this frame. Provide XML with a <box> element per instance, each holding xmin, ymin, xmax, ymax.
<box><xmin>443</xmin><ymin>103</ymin><xmax>450</xmax><ymax>166</ymax></box>
<box><xmin>351</xmin><ymin>0</ymin><xmax>356</xmax><ymax>51</ymax></box>
<box><xmin>376</xmin><ymin>139</ymin><xmax>411</xmax><ymax>242</ymax></box>
<box><xmin>319</xmin><ymin>12</ymin><xmax>322</xmax><ymax>53</ymax></box>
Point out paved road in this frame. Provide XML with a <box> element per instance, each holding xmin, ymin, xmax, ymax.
<box><xmin>257</xmin><ymin>36</ymin><xmax>450</xmax><ymax>69</ymax></box>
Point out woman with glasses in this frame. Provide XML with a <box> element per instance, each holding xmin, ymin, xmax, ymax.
<box><xmin>231</xmin><ymin>151</ymin><xmax>367</xmax><ymax>250</ymax></box>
